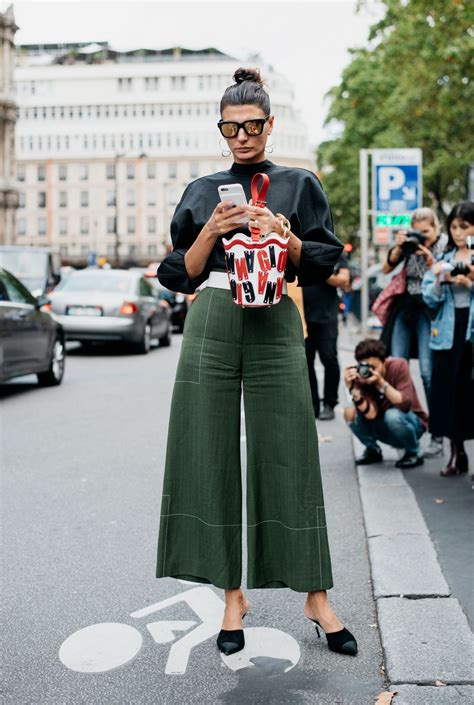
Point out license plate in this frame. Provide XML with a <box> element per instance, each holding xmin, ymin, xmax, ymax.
<box><xmin>66</xmin><ymin>306</ymin><xmax>103</xmax><ymax>316</ymax></box>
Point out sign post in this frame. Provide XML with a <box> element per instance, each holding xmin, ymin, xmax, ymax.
<box><xmin>358</xmin><ymin>148</ymin><xmax>422</xmax><ymax>334</ymax></box>
<box><xmin>359</xmin><ymin>150</ymin><xmax>369</xmax><ymax>336</ymax></box>
<box><xmin>372</xmin><ymin>148</ymin><xmax>422</xmax><ymax>245</ymax></box>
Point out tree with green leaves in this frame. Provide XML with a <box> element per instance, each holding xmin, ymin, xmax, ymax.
<box><xmin>318</xmin><ymin>0</ymin><xmax>474</xmax><ymax>244</ymax></box>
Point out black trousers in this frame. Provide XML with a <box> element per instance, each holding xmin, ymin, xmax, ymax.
<box><xmin>305</xmin><ymin>320</ymin><xmax>340</xmax><ymax>412</ymax></box>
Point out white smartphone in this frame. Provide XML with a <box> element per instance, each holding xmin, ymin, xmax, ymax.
<box><xmin>218</xmin><ymin>183</ymin><xmax>249</xmax><ymax>224</ymax></box>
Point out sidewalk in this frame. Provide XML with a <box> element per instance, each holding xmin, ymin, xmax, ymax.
<box><xmin>329</xmin><ymin>323</ymin><xmax>474</xmax><ymax>703</ymax></box>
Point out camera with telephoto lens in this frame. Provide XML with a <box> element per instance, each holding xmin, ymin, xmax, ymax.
<box><xmin>357</xmin><ymin>362</ymin><xmax>374</xmax><ymax>379</ymax></box>
<box><xmin>450</xmin><ymin>262</ymin><xmax>471</xmax><ymax>277</ymax></box>
<box><xmin>400</xmin><ymin>230</ymin><xmax>428</xmax><ymax>257</ymax></box>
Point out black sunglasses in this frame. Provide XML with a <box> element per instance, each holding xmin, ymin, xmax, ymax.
<box><xmin>217</xmin><ymin>115</ymin><xmax>270</xmax><ymax>138</ymax></box>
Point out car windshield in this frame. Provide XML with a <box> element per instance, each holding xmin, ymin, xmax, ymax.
<box><xmin>56</xmin><ymin>273</ymin><xmax>134</xmax><ymax>293</ymax></box>
<box><xmin>0</xmin><ymin>250</ymin><xmax>48</xmax><ymax>284</ymax></box>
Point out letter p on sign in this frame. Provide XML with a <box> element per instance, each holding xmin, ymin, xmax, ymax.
<box><xmin>378</xmin><ymin>167</ymin><xmax>405</xmax><ymax>200</ymax></box>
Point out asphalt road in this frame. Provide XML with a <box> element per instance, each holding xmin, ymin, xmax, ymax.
<box><xmin>2</xmin><ymin>335</ymin><xmax>384</xmax><ymax>705</ymax></box>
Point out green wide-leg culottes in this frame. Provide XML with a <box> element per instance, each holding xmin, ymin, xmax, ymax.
<box><xmin>156</xmin><ymin>286</ymin><xmax>333</xmax><ymax>592</ymax></box>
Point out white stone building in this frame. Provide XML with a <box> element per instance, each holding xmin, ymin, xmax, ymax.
<box><xmin>0</xmin><ymin>4</ymin><xmax>18</xmax><ymax>244</ymax></box>
<box><xmin>14</xmin><ymin>43</ymin><xmax>315</xmax><ymax>265</ymax></box>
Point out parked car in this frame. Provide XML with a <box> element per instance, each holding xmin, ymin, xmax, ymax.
<box><xmin>0</xmin><ymin>268</ymin><xmax>65</xmax><ymax>386</ymax></box>
<box><xmin>48</xmin><ymin>269</ymin><xmax>171</xmax><ymax>353</ymax></box>
<box><xmin>0</xmin><ymin>246</ymin><xmax>62</xmax><ymax>297</ymax></box>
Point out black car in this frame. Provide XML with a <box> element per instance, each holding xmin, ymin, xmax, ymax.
<box><xmin>0</xmin><ymin>268</ymin><xmax>65</xmax><ymax>385</ymax></box>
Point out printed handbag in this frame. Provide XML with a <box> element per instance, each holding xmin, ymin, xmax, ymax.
<box><xmin>371</xmin><ymin>266</ymin><xmax>407</xmax><ymax>326</ymax></box>
<box><xmin>222</xmin><ymin>173</ymin><xmax>289</xmax><ymax>307</ymax></box>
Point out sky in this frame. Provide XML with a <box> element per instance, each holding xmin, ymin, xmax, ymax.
<box><xmin>7</xmin><ymin>0</ymin><xmax>383</xmax><ymax>145</ymax></box>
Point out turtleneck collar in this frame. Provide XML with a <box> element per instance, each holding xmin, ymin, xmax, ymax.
<box><xmin>229</xmin><ymin>159</ymin><xmax>274</xmax><ymax>176</ymax></box>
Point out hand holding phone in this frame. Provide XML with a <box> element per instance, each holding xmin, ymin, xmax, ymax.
<box><xmin>218</xmin><ymin>184</ymin><xmax>249</xmax><ymax>224</ymax></box>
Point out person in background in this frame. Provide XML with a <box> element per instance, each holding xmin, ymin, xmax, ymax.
<box><xmin>343</xmin><ymin>339</ymin><xmax>428</xmax><ymax>469</ymax></box>
<box><xmin>303</xmin><ymin>252</ymin><xmax>350</xmax><ymax>420</ymax></box>
<box><xmin>422</xmin><ymin>201</ymin><xmax>474</xmax><ymax>476</ymax></box>
<box><xmin>382</xmin><ymin>207</ymin><xmax>446</xmax><ymax>457</ymax></box>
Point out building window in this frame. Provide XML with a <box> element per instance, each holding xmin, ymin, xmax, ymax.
<box><xmin>80</xmin><ymin>216</ymin><xmax>89</xmax><ymax>234</ymax></box>
<box><xmin>127</xmin><ymin>216</ymin><xmax>135</xmax><ymax>234</ymax></box>
<box><xmin>126</xmin><ymin>189</ymin><xmax>135</xmax><ymax>207</ymax></box>
<box><xmin>168</xmin><ymin>162</ymin><xmax>177</xmax><ymax>179</ymax></box>
<box><xmin>80</xmin><ymin>191</ymin><xmax>89</xmax><ymax>207</ymax></box>
<box><xmin>18</xmin><ymin>192</ymin><xmax>26</xmax><ymax>208</ymax></box>
<box><xmin>58</xmin><ymin>165</ymin><xmax>67</xmax><ymax>181</ymax></box>
<box><xmin>107</xmin><ymin>217</ymin><xmax>116</xmax><ymax>234</ymax></box>
<box><xmin>38</xmin><ymin>165</ymin><xmax>46</xmax><ymax>181</ymax></box>
<box><xmin>16</xmin><ymin>218</ymin><xmax>27</xmax><ymax>236</ymax></box>
<box><xmin>147</xmin><ymin>190</ymin><xmax>156</xmax><ymax>206</ymax></box>
<box><xmin>171</xmin><ymin>76</ymin><xmax>186</xmax><ymax>90</ymax></box>
<box><xmin>107</xmin><ymin>244</ymin><xmax>115</xmax><ymax>258</ymax></box>
<box><xmin>17</xmin><ymin>165</ymin><xmax>26</xmax><ymax>182</ymax></box>
<box><xmin>38</xmin><ymin>218</ymin><xmax>47</xmax><ymax>236</ymax></box>
<box><xmin>59</xmin><ymin>245</ymin><xmax>68</xmax><ymax>256</ymax></box>
<box><xmin>59</xmin><ymin>191</ymin><xmax>67</xmax><ymax>208</ymax></box>
<box><xmin>148</xmin><ymin>216</ymin><xmax>156</xmax><ymax>233</ymax></box>
<box><xmin>147</xmin><ymin>162</ymin><xmax>156</xmax><ymax>179</ymax></box>
<box><xmin>190</xmin><ymin>161</ymin><xmax>199</xmax><ymax>179</ymax></box>
<box><xmin>126</xmin><ymin>163</ymin><xmax>135</xmax><ymax>180</ymax></box>
<box><xmin>148</xmin><ymin>244</ymin><xmax>157</xmax><ymax>256</ymax></box>
<box><xmin>38</xmin><ymin>192</ymin><xmax>47</xmax><ymax>208</ymax></box>
<box><xmin>118</xmin><ymin>77</ymin><xmax>133</xmax><ymax>91</ymax></box>
<box><xmin>59</xmin><ymin>217</ymin><xmax>67</xmax><ymax>235</ymax></box>
<box><xmin>106</xmin><ymin>163</ymin><xmax>116</xmax><ymax>179</ymax></box>
<box><xmin>81</xmin><ymin>245</ymin><xmax>88</xmax><ymax>256</ymax></box>
<box><xmin>129</xmin><ymin>245</ymin><xmax>137</xmax><ymax>256</ymax></box>
<box><xmin>106</xmin><ymin>190</ymin><xmax>116</xmax><ymax>207</ymax></box>
<box><xmin>79</xmin><ymin>164</ymin><xmax>89</xmax><ymax>180</ymax></box>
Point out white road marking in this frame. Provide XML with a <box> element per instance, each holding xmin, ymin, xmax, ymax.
<box><xmin>147</xmin><ymin>621</ymin><xmax>197</xmax><ymax>644</ymax></box>
<box><xmin>59</xmin><ymin>623</ymin><xmax>142</xmax><ymax>673</ymax></box>
<box><xmin>221</xmin><ymin>627</ymin><xmax>300</xmax><ymax>673</ymax></box>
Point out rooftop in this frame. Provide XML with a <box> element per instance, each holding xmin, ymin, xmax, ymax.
<box><xmin>16</xmin><ymin>43</ymin><xmax>235</xmax><ymax>66</ymax></box>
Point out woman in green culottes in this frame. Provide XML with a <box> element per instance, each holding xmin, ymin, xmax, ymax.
<box><xmin>156</xmin><ymin>67</ymin><xmax>358</xmax><ymax>658</ymax></box>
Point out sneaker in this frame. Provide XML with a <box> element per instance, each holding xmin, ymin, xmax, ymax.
<box><xmin>424</xmin><ymin>436</ymin><xmax>444</xmax><ymax>458</ymax></box>
<box><xmin>395</xmin><ymin>452</ymin><xmax>424</xmax><ymax>469</ymax></box>
<box><xmin>355</xmin><ymin>446</ymin><xmax>383</xmax><ymax>465</ymax></box>
<box><xmin>319</xmin><ymin>403</ymin><xmax>335</xmax><ymax>421</ymax></box>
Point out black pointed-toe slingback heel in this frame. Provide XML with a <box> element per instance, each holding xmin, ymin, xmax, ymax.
<box><xmin>217</xmin><ymin>612</ymin><xmax>247</xmax><ymax>656</ymax></box>
<box><xmin>308</xmin><ymin>618</ymin><xmax>358</xmax><ymax>656</ymax></box>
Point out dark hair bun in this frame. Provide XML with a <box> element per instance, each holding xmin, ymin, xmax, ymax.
<box><xmin>233</xmin><ymin>67</ymin><xmax>263</xmax><ymax>85</ymax></box>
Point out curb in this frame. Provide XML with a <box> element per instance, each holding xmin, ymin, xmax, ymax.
<box><xmin>348</xmin><ymin>425</ymin><xmax>474</xmax><ymax>701</ymax></box>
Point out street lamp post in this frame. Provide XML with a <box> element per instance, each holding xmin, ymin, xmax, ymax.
<box><xmin>113</xmin><ymin>153</ymin><xmax>122</xmax><ymax>268</ymax></box>
<box><xmin>113</xmin><ymin>152</ymin><xmax>147</xmax><ymax>268</ymax></box>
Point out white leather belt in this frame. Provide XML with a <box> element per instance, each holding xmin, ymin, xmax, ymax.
<box><xmin>207</xmin><ymin>270</ymin><xmax>288</xmax><ymax>295</ymax></box>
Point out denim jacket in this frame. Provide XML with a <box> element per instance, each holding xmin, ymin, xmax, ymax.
<box><xmin>421</xmin><ymin>249</ymin><xmax>474</xmax><ymax>350</ymax></box>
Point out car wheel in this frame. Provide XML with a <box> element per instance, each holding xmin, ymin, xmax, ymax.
<box><xmin>37</xmin><ymin>336</ymin><xmax>66</xmax><ymax>386</ymax></box>
<box><xmin>133</xmin><ymin>322</ymin><xmax>152</xmax><ymax>354</ymax></box>
<box><xmin>159</xmin><ymin>325</ymin><xmax>172</xmax><ymax>347</ymax></box>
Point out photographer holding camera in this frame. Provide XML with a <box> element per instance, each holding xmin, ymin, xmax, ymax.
<box><xmin>422</xmin><ymin>201</ymin><xmax>474</xmax><ymax>477</ymax></box>
<box><xmin>343</xmin><ymin>339</ymin><xmax>428</xmax><ymax>468</ymax></box>
<box><xmin>382</xmin><ymin>207</ymin><xmax>447</xmax><ymax>457</ymax></box>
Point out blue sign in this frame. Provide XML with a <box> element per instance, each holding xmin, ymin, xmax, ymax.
<box><xmin>375</xmin><ymin>164</ymin><xmax>421</xmax><ymax>213</ymax></box>
<box><xmin>87</xmin><ymin>250</ymin><xmax>97</xmax><ymax>267</ymax></box>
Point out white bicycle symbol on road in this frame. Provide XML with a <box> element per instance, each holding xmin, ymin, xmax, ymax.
<box><xmin>59</xmin><ymin>585</ymin><xmax>301</xmax><ymax>676</ymax></box>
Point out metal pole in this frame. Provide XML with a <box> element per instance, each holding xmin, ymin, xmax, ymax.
<box><xmin>114</xmin><ymin>154</ymin><xmax>121</xmax><ymax>268</ymax></box>
<box><xmin>359</xmin><ymin>149</ymin><xmax>369</xmax><ymax>337</ymax></box>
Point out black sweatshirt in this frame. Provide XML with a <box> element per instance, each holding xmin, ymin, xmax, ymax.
<box><xmin>157</xmin><ymin>159</ymin><xmax>343</xmax><ymax>294</ymax></box>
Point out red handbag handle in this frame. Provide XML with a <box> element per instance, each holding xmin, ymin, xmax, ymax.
<box><xmin>250</xmin><ymin>173</ymin><xmax>270</xmax><ymax>242</ymax></box>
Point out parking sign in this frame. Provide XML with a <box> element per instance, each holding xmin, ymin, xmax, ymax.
<box><xmin>372</xmin><ymin>149</ymin><xmax>422</xmax><ymax>214</ymax></box>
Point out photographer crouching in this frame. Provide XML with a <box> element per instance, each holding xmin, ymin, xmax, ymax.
<box><xmin>343</xmin><ymin>339</ymin><xmax>428</xmax><ymax>469</ymax></box>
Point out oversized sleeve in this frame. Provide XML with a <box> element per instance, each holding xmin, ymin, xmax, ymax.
<box><xmin>290</xmin><ymin>173</ymin><xmax>344</xmax><ymax>286</ymax></box>
<box><xmin>156</xmin><ymin>182</ymin><xmax>211</xmax><ymax>294</ymax></box>
<box><xmin>422</xmin><ymin>268</ymin><xmax>446</xmax><ymax>309</ymax></box>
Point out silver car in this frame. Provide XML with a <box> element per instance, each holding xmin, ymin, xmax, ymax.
<box><xmin>48</xmin><ymin>269</ymin><xmax>171</xmax><ymax>354</ymax></box>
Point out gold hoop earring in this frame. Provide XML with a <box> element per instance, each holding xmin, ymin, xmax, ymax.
<box><xmin>219</xmin><ymin>138</ymin><xmax>231</xmax><ymax>157</ymax></box>
<box><xmin>265</xmin><ymin>140</ymin><xmax>274</xmax><ymax>154</ymax></box>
